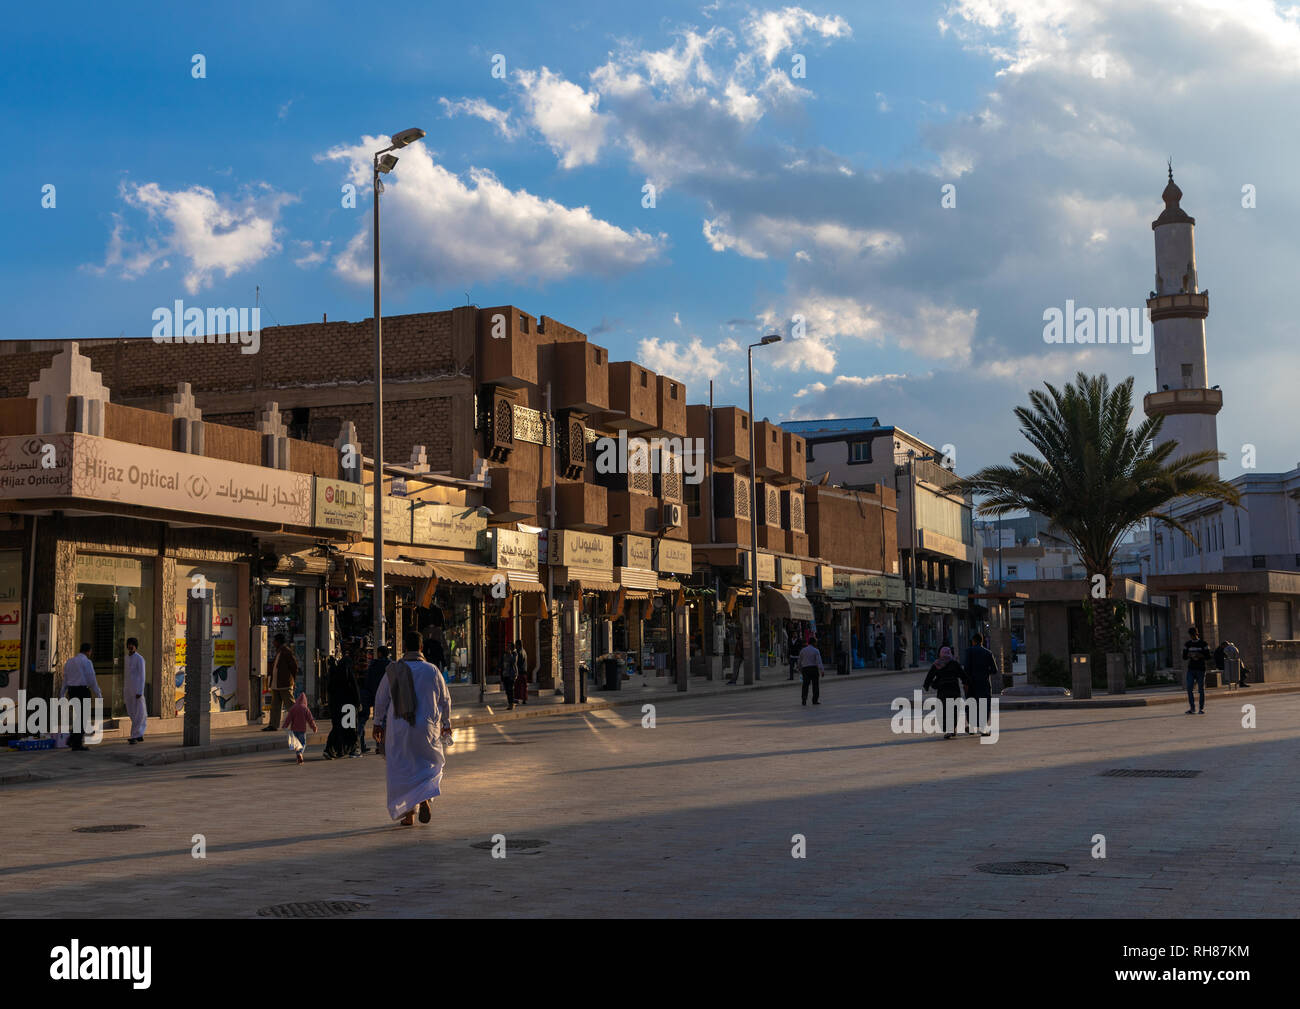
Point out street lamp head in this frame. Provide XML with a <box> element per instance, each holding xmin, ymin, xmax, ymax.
<box><xmin>760</xmin><ymin>333</ymin><xmax>782</xmax><ymax>345</ymax></box>
<box><xmin>377</xmin><ymin>153</ymin><xmax>399</xmax><ymax>174</ymax></box>
<box><xmin>390</xmin><ymin>127</ymin><xmax>426</xmax><ymax>149</ymax></box>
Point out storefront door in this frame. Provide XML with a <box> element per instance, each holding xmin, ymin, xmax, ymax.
<box><xmin>74</xmin><ymin>555</ymin><xmax>156</xmax><ymax>719</ymax></box>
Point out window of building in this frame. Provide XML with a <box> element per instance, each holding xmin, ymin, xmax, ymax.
<box><xmin>640</xmin><ymin>370</ymin><xmax>648</xmax><ymax>387</ymax></box>
<box><xmin>850</xmin><ymin>441</ymin><xmax>871</xmax><ymax>463</ymax></box>
<box><xmin>1181</xmin><ymin>363</ymin><xmax>1193</xmax><ymax>388</ymax></box>
<box><xmin>0</xmin><ymin>551</ymin><xmax>22</xmax><ymax>686</ymax></box>
<box><xmin>177</xmin><ymin>563</ymin><xmax>241</xmax><ymax>714</ymax></box>
<box><xmin>741</xmin><ymin>415</ymin><xmax>748</xmax><ymax>429</ymax></box>
<box><xmin>1006</xmin><ymin>565</ymin><xmax>1018</xmax><ymax>578</ymax></box>
<box><xmin>519</xmin><ymin>314</ymin><xmax>529</xmax><ymax>333</ymax></box>
<box><xmin>592</xmin><ymin>347</ymin><xmax>602</xmax><ymax>365</ymax></box>
<box><xmin>684</xmin><ymin>479</ymin><xmax>701</xmax><ymax>518</ymax></box>
<box><xmin>288</xmin><ymin>407</ymin><xmax>310</xmax><ymax>441</ymax></box>
<box><xmin>669</xmin><ymin>382</ymin><xmax>678</xmax><ymax>399</ymax></box>
<box><xmin>74</xmin><ymin>555</ymin><xmax>157</xmax><ymax>720</ymax></box>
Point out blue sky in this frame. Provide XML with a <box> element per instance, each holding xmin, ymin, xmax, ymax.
<box><xmin>4</xmin><ymin>0</ymin><xmax>1299</xmax><ymax>477</ymax></box>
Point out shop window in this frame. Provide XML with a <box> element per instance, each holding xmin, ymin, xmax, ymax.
<box><xmin>74</xmin><ymin>555</ymin><xmax>156</xmax><ymax>719</ymax></box>
<box><xmin>685</xmin><ymin>480</ymin><xmax>701</xmax><ymax>518</ymax></box>
<box><xmin>178</xmin><ymin>564</ymin><xmax>241</xmax><ymax>714</ymax></box>
<box><xmin>0</xmin><ymin>551</ymin><xmax>22</xmax><ymax>684</ymax></box>
<box><xmin>288</xmin><ymin>407</ymin><xmax>310</xmax><ymax>441</ymax></box>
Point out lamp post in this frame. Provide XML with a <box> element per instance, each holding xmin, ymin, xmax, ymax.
<box><xmin>371</xmin><ymin>127</ymin><xmax>425</xmax><ymax>654</ymax></box>
<box><xmin>905</xmin><ymin>449</ymin><xmax>935</xmax><ymax>668</ymax></box>
<box><xmin>746</xmin><ymin>334</ymin><xmax>782</xmax><ymax>685</ymax></box>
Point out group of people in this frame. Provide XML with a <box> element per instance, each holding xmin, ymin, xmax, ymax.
<box><xmin>921</xmin><ymin>633</ymin><xmax>1001</xmax><ymax>738</ymax></box>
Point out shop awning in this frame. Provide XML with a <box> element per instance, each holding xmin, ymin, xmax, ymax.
<box><xmin>570</xmin><ymin>578</ymin><xmax>621</xmax><ymax>593</ymax></box>
<box><xmin>507</xmin><ymin>577</ymin><xmax>546</xmax><ymax>594</ymax></box>
<box><xmin>762</xmin><ymin>586</ymin><xmax>815</xmax><ymax>621</ymax></box>
<box><xmin>351</xmin><ymin>557</ymin><xmax>433</xmax><ymax>581</ymax></box>
<box><xmin>428</xmin><ymin>560</ymin><xmax>499</xmax><ymax>587</ymax></box>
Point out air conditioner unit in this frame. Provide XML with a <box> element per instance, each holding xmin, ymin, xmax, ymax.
<box><xmin>662</xmin><ymin>503</ymin><xmax>682</xmax><ymax>528</ymax></box>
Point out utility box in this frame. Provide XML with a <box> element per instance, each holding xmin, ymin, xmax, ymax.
<box><xmin>1070</xmin><ymin>653</ymin><xmax>1092</xmax><ymax>699</ymax></box>
<box><xmin>1105</xmin><ymin>653</ymin><xmax>1126</xmax><ymax>694</ymax></box>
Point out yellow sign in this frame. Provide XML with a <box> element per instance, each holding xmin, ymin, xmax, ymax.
<box><xmin>314</xmin><ymin>479</ymin><xmax>364</xmax><ymax>532</ymax></box>
<box><xmin>549</xmin><ymin>530</ymin><xmax>613</xmax><ymax>570</ymax></box>
<box><xmin>413</xmin><ymin>503</ymin><xmax>486</xmax><ymax>548</ymax></box>
<box><xmin>621</xmin><ymin>535</ymin><xmax>653</xmax><ymax>570</ymax></box>
<box><xmin>364</xmin><ymin>493</ymin><xmax>413</xmax><ymax>543</ymax></box>
<box><xmin>492</xmin><ymin>529</ymin><xmax>538</xmax><ymax>571</ymax></box>
<box><xmin>656</xmin><ymin>539</ymin><xmax>692</xmax><ymax>575</ymax></box>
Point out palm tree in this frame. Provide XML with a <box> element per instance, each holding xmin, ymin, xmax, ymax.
<box><xmin>955</xmin><ymin>372</ymin><xmax>1240</xmax><ymax>663</ymax></box>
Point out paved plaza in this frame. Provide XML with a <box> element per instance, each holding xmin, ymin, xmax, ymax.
<box><xmin>2</xmin><ymin>671</ymin><xmax>1297</xmax><ymax>918</ymax></box>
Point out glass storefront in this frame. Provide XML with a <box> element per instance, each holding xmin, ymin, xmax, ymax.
<box><xmin>262</xmin><ymin>585</ymin><xmax>308</xmax><ymax>698</ymax></box>
<box><xmin>74</xmin><ymin>554</ymin><xmax>156</xmax><ymax>719</ymax></box>
<box><xmin>176</xmin><ymin>563</ymin><xmax>240</xmax><ymax>713</ymax></box>
<box><xmin>0</xmin><ymin>551</ymin><xmax>22</xmax><ymax>703</ymax></box>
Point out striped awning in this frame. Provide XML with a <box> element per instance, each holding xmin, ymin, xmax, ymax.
<box><xmin>428</xmin><ymin>560</ymin><xmax>499</xmax><ymax>587</ymax></box>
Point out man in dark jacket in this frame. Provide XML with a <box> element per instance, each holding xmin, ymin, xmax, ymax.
<box><xmin>362</xmin><ymin>645</ymin><xmax>390</xmax><ymax>751</ymax></box>
<box><xmin>1183</xmin><ymin>626</ymin><xmax>1212</xmax><ymax>714</ymax></box>
<box><xmin>500</xmin><ymin>648</ymin><xmax>517</xmax><ymax>710</ymax></box>
<box><xmin>963</xmin><ymin>633</ymin><xmax>1000</xmax><ymax>736</ymax></box>
<box><xmin>923</xmin><ymin>646</ymin><xmax>969</xmax><ymax>739</ymax></box>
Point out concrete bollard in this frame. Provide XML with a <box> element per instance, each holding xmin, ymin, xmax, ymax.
<box><xmin>1106</xmin><ymin>653</ymin><xmax>1126</xmax><ymax>694</ymax></box>
<box><xmin>1070</xmin><ymin>653</ymin><xmax>1092</xmax><ymax>699</ymax></box>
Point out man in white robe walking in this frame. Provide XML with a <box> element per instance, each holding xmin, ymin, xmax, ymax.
<box><xmin>373</xmin><ymin>630</ymin><xmax>452</xmax><ymax>826</ymax></box>
<box><xmin>124</xmin><ymin>636</ymin><xmax>147</xmax><ymax>743</ymax></box>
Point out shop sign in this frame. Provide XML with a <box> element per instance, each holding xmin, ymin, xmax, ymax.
<box><xmin>313</xmin><ymin>478</ymin><xmax>364</xmax><ymax>533</ymax></box>
<box><xmin>621</xmin><ymin>535</ymin><xmax>653</xmax><ymax>570</ymax></box>
<box><xmin>364</xmin><ymin>492</ymin><xmax>412</xmax><ymax>543</ymax></box>
<box><xmin>0</xmin><ymin>434</ymin><xmax>314</xmax><ymax>526</ymax></box>
<box><xmin>884</xmin><ymin>576</ymin><xmax>907</xmax><ymax>602</ymax></box>
<box><xmin>778</xmin><ymin>557</ymin><xmax>802</xmax><ymax>588</ymax></box>
<box><xmin>816</xmin><ymin>565</ymin><xmax>834</xmax><ymax>592</ymax></box>
<box><xmin>741</xmin><ymin>550</ymin><xmax>775</xmax><ymax>583</ymax></box>
<box><xmin>831</xmin><ymin>571</ymin><xmax>851</xmax><ymax>599</ymax></box>
<box><xmin>549</xmin><ymin>530</ymin><xmax>613</xmax><ymax>570</ymax></box>
<box><xmin>491</xmin><ymin>529</ymin><xmax>538</xmax><ymax>571</ymax></box>
<box><xmin>413</xmin><ymin>502</ymin><xmax>485</xmax><ymax>549</ymax></box>
<box><xmin>656</xmin><ymin>538</ymin><xmax>692</xmax><ymax>575</ymax></box>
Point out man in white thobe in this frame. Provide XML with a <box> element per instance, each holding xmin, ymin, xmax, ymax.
<box><xmin>60</xmin><ymin>643</ymin><xmax>102</xmax><ymax>751</ymax></box>
<box><xmin>373</xmin><ymin>631</ymin><xmax>452</xmax><ymax>826</ymax></box>
<box><xmin>124</xmin><ymin>636</ymin><xmax>147</xmax><ymax>743</ymax></box>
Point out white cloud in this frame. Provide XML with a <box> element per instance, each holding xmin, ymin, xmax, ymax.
<box><xmin>638</xmin><ymin>335</ymin><xmax>742</xmax><ymax>383</ymax></box>
<box><xmin>293</xmin><ymin>240</ymin><xmax>331</xmax><ymax>269</ymax></box>
<box><xmin>319</xmin><ymin>136</ymin><xmax>663</xmax><ymax>289</ymax></box>
<box><xmin>742</xmin><ymin>7</ymin><xmax>852</xmax><ymax>66</ymax></box>
<box><xmin>439</xmin><ymin>96</ymin><xmax>520</xmax><ymax>139</ymax></box>
<box><xmin>89</xmin><ymin>181</ymin><xmax>293</xmax><ymax>293</ymax></box>
<box><xmin>516</xmin><ymin>67</ymin><xmax>607</xmax><ymax>168</ymax></box>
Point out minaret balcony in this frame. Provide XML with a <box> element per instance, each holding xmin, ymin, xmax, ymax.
<box><xmin>1144</xmin><ymin>387</ymin><xmax>1223</xmax><ymax>417</ymax></box>
<box><xmin>1146</xmin><ymin>291</ymin><xmax>1209</xmax><ymax>322</ymax></box>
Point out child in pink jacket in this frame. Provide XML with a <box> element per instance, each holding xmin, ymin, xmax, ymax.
<box><xmin>281</xmin><ymin>693</ymin><xmax>318</xmax><ymax>764</ymax></box>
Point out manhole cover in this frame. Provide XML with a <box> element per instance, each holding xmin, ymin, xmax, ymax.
<box><xmin>975</xmin><ymin>861</ymin><xmax>1068</xmax><ymax>875</ymax></box>
<box><xmin>186</xmin><ymin>773</ymin><xmax>234</xmax><ymax>779</ymax></box>
<box><xmin>470</xmin><ymin>838</ymin><xmax>550</xmax><ymax>851</ymax></box>
<box><xmin>74</xmin><ymin>824</ymin><xmax>145</xmax><ymax>834</ymax></box>
<box><xmin>257</xmin><ymin>900</ymin><xmax>370</xmax><ymax>918</ymax></box>
<box><xmin>1100</xmin><ymin>769</ymin><xmax>1201</xmax><ymax>778</ymax></box>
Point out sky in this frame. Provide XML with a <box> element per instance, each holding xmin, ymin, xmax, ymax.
<box><xmin>3</xmin><ymin>0</ymin><xmax>1298</xmax><ymax>479</ymax></box>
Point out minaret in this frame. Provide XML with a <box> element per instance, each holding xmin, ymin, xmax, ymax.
<box><xmin>1144</xmin><ymin>163</ymin><xmax>1221</xmax><ymax>476</ymax></box>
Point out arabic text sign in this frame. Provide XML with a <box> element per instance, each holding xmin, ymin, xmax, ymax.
<box><xmin>549</xmin><ymin>530</ymin><xmax>613</xmax><ymax>570</ymax></box>
<box><xmin>656</xmin><ymin>539</ymin><xmax>692</xmax><ymax>575</ymax></box>
<box><xmin>493</xmin><ymin>529</ymin><xmax>538</xmax><ymax>571</ymax></box>
<box><xmin>314</xmin><ymin>478</ymin><xmax>364</xmax><ymax>532</ymax></box>
<box><xmin>621</xmin><ymin>535</ymin><xmax>653</xmax><ymax>570</ymax></box>
<box><xmin>414</xmin><ymin>503</ymin><xmax>486</xmax><ymax>549</ymax></box>
<box><xmin>58</xmin><ymin>435</ymin><xmax>312</xmax><ymax>525</ymax></box>
<box><xmin>0</xmin><ymin>434</ymin><xmax>73</xmax><ymax>497</ymax></box>
<box><xmin>364</xmin><ymin>493</ymin><xmax>413</xmax><ymax>543</ymax></box>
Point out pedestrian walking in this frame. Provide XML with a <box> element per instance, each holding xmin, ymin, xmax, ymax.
<box><xmin>280</xmin><ymin>692</ymin><xmax>317</xmax><ymax>764</ymax></box>
<box><xmin>499</xmin><ymin>648</ymin><xmax>517</xmax><ymax>710</ymax></box>
<box><xmin>372</xmin><ymin>631</ymin><xmax>454</xmax><ymax>827</ymax></box>
<box><xmin>1183</xmin><ymin>626</ymin><xmax>1211</xmax><ymax>714</ymax></box>
<box><xmin>124</xmin><ymin>636</ymin><xmax>147</xmax><ymax>744</ymax></box>
<box><xmin>513</xmin><ymin>640</ymin><xmax>529</xmax><ymax>705</ymax></box>
<box><xmin>798</xmin><ymin>636</ymin><xmax>825</xmax><ymax>705</ymax></box>
<box><xmin>962</xmin><ymin>633</ymin><xmax>998</xmax><ymax>737</ymax></box>
<box><xmin>787</xmin><ymin>624</ymin><xmax>799</xmax><ymax>681</ymax></box>
<box><xmin>61</xmin><ymin>643</ymin><xmax>101</xmax><ymax>751</ymax></box>
<box><xmin>894</xmin><ymin>632</ymin><xmax>907</xmax><ymax>671</ymax></box>
<box><xmin>875</xmin><ymin>633</ymin><xmax>887</xmax><ymax>669</ymax></box>
<box><xmin>923</xmin><ymin>645</ymin><xmax>970</xmax><ymax>739</ymax></box>
<box><xmin>262</xmin><ymin>633</ymin><xmax>299</xmax><ymax>732</ymax></box>
<box><xmin>323</xmin><ymin>646</ymin><xmax>361</xmax><ymax>759</ymax></box>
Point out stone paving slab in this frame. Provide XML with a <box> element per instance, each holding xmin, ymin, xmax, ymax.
<box><xmin>1</xmin><ymin>674</ymin><xmax>1297</xmax><ymax>917</ymax></box>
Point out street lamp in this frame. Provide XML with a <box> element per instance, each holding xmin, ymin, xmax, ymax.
<box><xmin>746</xmin><ymin>333</ymin><xmax>781</xmax><ymax>685</ymax></box>
<box><xmin>371</xmin><ymin>127</ymin><xmax>426</xmax><ymax>653</ymax></box>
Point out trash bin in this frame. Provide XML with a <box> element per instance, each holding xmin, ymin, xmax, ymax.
<box><xmin>604</xmin><ymin>657</ymin><xmax>620</xmax><ymax>691</ymax></box>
